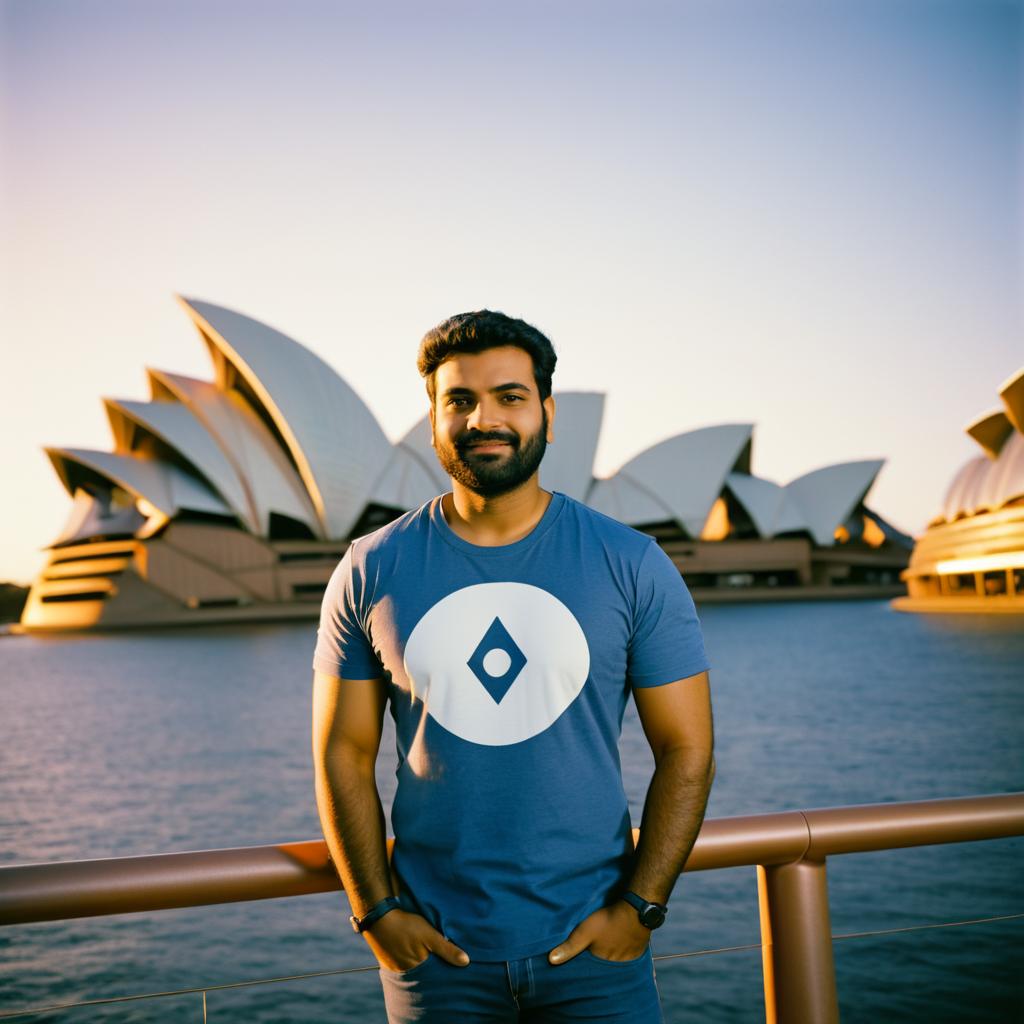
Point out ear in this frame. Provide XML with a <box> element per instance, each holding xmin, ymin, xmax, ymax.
<box><xmin>543</xmin><ymin>395</ymin><xmax>555</xmax><ymax>443</ymax></box>
<box><xmin>428</xmin><ymin>403</ymin><xmax>436</xmax><ymax>448</ymax></box>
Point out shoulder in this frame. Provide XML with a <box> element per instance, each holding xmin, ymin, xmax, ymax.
<box><xmin>329</xmin><ymin>501</ymin><xmax>436</xmax><ymax>598</ymax></box>
<box><xmin>346</xmin><ymin>499</ymin><xmax>436</xmax><ymax>562</ymax></box>
<box><xmin>556</xmin><ymin>493</ymin><xmax>656</xmax><ymax>562</ymax></box>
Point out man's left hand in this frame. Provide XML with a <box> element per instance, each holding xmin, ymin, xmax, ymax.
<box><xmin>548</xmin><ymin>900</ymin><xmax>652</xmax><ymax>964</ymax></box>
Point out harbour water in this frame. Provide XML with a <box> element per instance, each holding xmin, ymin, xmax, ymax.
<box><xmin>1</xmin><ymin>601</ymin><xmax>1022</xmax><ymax>1022</ymax></box>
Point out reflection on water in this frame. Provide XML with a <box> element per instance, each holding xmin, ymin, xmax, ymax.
<box><xmin>1</xmin><ymin>603</ymin><xmax>1022</xmax><ymax>1021</ymax></box>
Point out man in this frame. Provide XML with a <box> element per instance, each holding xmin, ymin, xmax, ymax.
<box><xmin>312</xmin><ymin>310</ymin><xmax>714</xmax><ymax>1023</ymax></box>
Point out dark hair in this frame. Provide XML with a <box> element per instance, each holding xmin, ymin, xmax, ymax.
<box><xmin>417</xmin><ymin>310</ymin><xmax>557</xmax><ymax>402</ymax></box>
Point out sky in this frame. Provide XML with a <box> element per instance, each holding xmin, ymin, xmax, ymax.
<box><xmin>1</xmin><ymin>0</ymin><xmax>1021</xmax><ymax>585</ymax></box>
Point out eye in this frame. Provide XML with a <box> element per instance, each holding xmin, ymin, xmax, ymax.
<box><xmin>501</xmin><ymin>393</ymin><xmax>525</xmax><ymax>403</ymax></box>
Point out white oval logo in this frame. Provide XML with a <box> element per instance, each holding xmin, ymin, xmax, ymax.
<box><xmin>403</xmin><ymin>582</ymin><xmax>591</xmax><ymax>746</ymax></box>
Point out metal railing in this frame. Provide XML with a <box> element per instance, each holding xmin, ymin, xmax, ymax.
<box><xmin>2</xmin><ymin>792</ymin><xmax>1022</xmax><ymax>1023</ymax></box>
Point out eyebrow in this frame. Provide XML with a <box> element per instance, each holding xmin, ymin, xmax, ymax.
<box><xmin>441</xmin><ymin>381</ymin><xmax>533</xmax><ymax>398</ymax></box>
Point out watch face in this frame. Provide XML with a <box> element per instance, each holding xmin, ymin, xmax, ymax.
<box><xmin>640</xmin><ymin>903</ymin><xmax>666</xmax><ymax>929</ymax></box>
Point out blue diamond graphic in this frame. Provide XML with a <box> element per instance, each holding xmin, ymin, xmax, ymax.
<box><xmin>467</xmin><ymin>617</ymin><xmax>528</xmax><ymax>704</ymax></box>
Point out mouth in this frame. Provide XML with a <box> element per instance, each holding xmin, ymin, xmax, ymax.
<box><xmin>463</xmin><ymin>441</ymin><xmax>512</xmax><ymax>454</ymax></box>
<box><xmin>459</xmin><ymin>434</ymin><xmax>516</xmax><ymax>455</ymax></box>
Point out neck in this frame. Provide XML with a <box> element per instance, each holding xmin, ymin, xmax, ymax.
<box><xmin>442</xmin><ymin>477</ymin><xmax>552</xmax><ymax>547</ymax></box>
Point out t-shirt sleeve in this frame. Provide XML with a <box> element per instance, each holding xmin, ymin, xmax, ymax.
<box><xmin>627</xmin><ymin>541</ymin><xmax>710</xmax><ymax>688</ymax></box>
<box><xmin>311</xmin><ymin>545</ymin><xmax>385</xmax><ymax>680</ymax></box>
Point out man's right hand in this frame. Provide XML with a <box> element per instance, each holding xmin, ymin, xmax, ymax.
<box><xmin>363</xmin><ymin>908</ymin><xmax>471</xmax><ymax>971</ymax></box>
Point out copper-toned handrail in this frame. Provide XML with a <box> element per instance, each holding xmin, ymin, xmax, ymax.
<box><xmin>2</xmin><ymin>793</ymin><xmax>1022</xmax><ymax>1024</ymax></box>
<box><xmin>2</xmin><ymin>795</ymin><xmax>1022</xmax><ymax>926</ymax></box>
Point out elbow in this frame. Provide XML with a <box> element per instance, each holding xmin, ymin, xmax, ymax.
<box><xmin>687</xmin><ymin>746</ymin><xmax>715</xmax><ymax>792</ymax></box>
<box><xmin>319</xmin><ymin>743</ymin><xmax>378</xmax><ymax>781</ymax></box>
<box><xmin>656</xmin><ymin>743</ymin><xmax>715</xmax><ymax>784</ymax></box>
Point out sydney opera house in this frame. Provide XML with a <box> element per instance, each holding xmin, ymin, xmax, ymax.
<box><xmin>893</xmin><ymin>366</ymin><xmax>1024</xmax><ymax>613</ymax></box>
<box><xmin>18</xmin><ymin>299</ymin><xmax>911</xmax><ymax>632</ymax></box>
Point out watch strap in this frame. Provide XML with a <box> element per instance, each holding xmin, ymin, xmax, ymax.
<box><xmin>622</xmin><ymin>890</ymin><xmax>668</xmax><ymax>928</ymax></box>
<box><xmin>621</xmin><ymin>891</ymin><xmax>647</xmax><ymax>913</ymax></box>
<box><xmin>350</xmin><ymin>896</ymin><xmax>401</xmax><ymax>933</ymax></box>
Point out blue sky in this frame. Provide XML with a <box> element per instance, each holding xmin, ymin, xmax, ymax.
<box><xmin>2</xmin><ymin>0</ymin><xmax>1020</xmax><ymax>582</ymax></box>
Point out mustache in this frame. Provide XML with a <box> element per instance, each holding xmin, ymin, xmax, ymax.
<box><xmin>457</xmin><ymin>430</ymin><xmax>519</xmax><ymax>451</ymax></box>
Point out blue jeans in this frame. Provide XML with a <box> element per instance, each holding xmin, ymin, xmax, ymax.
<box><xmin>378</xmin><ymin>946</ymin><xmax>663</xmax><ymax>1023</ymax></box>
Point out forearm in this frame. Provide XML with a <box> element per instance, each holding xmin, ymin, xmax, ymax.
<box><xmin>314</xmin><ymin>751</ymin><xmax>472</xmax><ymax>968</ymax></box>
<box><xmin>627</xmin><ymin>747</ymin><xmax>715</xmax><ymax>904</ymax></box>
<box><xmin>314</xmin><ymin>752</ymin><xmax>393</xmax><ymax>919</ymax></box>
<box><xmin>548</xmin><ymin>746</ymin><xmax>714</xmax><ymax>965</ymax></box>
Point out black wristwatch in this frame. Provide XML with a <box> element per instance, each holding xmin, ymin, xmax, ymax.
<box><xmin>621</xmin><ymin>891</ymin><xmax>668</xmax><ymax>929</ymax></box>
<box><xmin>350</xmin><ymin>896</ymin><xmax>401</xmax><ymax>934</ymax></box>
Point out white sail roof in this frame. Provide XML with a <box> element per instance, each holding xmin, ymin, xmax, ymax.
<box><xmin>941</xmin><ymin>430</ymin><xmax>1024</xmax><ymax>521</ymax></box>
<box><xmin>785</xmin><ymin>460</ymin><xmax>884</xmax><ymax>546</ymax></box>
<box><xmin>604</xmin><ymin>424</ymin><xmax>754</xmax><ymax>537</ymax></box>
<box><xmin>539</xmin><ymin>392</ymin><xmax>604</xmax><ymax>502</ymax></box>
<box><xmin>986</xmin><ymin>429</ymin><xmax>1024</xmax><ymax>510</ymax></box>
<box><xmin>46</xmin><ymin>448</ymin><xmax>231</xmax><ymax>521</ymax></box>
<box><xmin>725</xmin><ymin>473</ymin><xmax>807</xmax><ymax>537</ymax></box>
<box><xmin>179</xmin><ymin>297</ymin><xmax>392</xmax><ymax>539</ymax></box>
<box><xmin>104</xmin><ymin>398</ymin><xmax>258</xmax><ymax>533</ymax></box>
<box><xmin>1000</xmin><ymin>366</ymin><xmax>1024</xmax><ymax>435</ymax></box>
<box><xmin>51</xmin><ymin>489</ymin><xmax>147</xmax><ymax>545</ymax></box>
<box><xmin>933</xmin><ymin>364</ymin><xmax>1024</xmax><ymax>523</ymax></box>
<box><xmin>368</xmin><ymin>444</ymin><xmax>446</xmax><ymax>511</ymax></box>
<box><xmin>774</xmin><ymin>493</ymin><xmax>807</xmax><ymax>535</ymax></box>
<box><xmin>941</xmin><ymin>456</ymin><xmax>988</xmax><ymax>521</ymax></box>
<box><xmin>149</xmin><ymin>370</ymin><xmax>322</xmax><ymax>539</ymax></box>
<box><xmin>966</xmin><ymin>409</ymin><xmax>1014</xmax><ymax>460</ymax></box>
<box><xmin>396</xmin><ymin>414</ymin><xmax>452</xmax><ymax>493</ymax></box>
<box><xmin>585</xmin><ymin>474</ymin><xmax>675</xmax><ymax>525</ymax></box>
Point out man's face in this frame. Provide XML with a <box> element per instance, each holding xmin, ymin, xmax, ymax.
<box><xmin>430</xmin><ymin>345</ymin><xmax>555</xmax><ymax>498</ymax></box>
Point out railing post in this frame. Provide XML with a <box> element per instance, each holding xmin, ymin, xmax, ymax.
<box><xmin>757</xmin><ymin>858</ymin><xmax>839</xmax><ymax>1024</ymax></box>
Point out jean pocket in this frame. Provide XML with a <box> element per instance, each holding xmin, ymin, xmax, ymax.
<box><xmin>580</xmin><ymin>945</ymin><xmax>651</xmax><ymax>967</ymax></box>
<box><xmin>378</xmin><ymin>951</ymin><xmax>434</xmax><ymax>977</ymax></box>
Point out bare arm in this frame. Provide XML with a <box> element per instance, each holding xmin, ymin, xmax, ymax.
<box><xmin>550</xmin><ymin>670</ymin><xmax>714</xmax><ymax>964</ymax></box>
<box><xmin>312</xmin><ymin>670</ymin><xmax>469</xmax><ymax>969</ymax></box>
<box><xmin>312</xmin><ymin>670</ymin><xmax>392</xmax><ymax>916</ymax></box>
<box><xmin>628</xmin><ymin>669</ymin><xmax>715</xmax><ymax>903</ymax></box>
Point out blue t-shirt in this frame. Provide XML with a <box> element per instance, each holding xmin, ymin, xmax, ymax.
<box><xmin>313</xmin><ymin>491</ymin><xmax>709</xmax><ymax>960</ymax></box>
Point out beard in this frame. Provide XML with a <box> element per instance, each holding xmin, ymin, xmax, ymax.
<box><xmin>435</xmin><ymin>412</ymin><xmax>548</xmax><ymax>498</ymax></box>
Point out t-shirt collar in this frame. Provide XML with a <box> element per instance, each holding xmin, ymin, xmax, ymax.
<box><xmin>430</xmin><ymin>491</ymin><xmax>566</xmax><ymax>557</ymax></box>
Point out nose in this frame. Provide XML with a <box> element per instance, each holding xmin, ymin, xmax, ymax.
<box><xmin>466</xmin><ymin>396</ymin><xmax>503</xmax><ymax>432</ymax></box>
